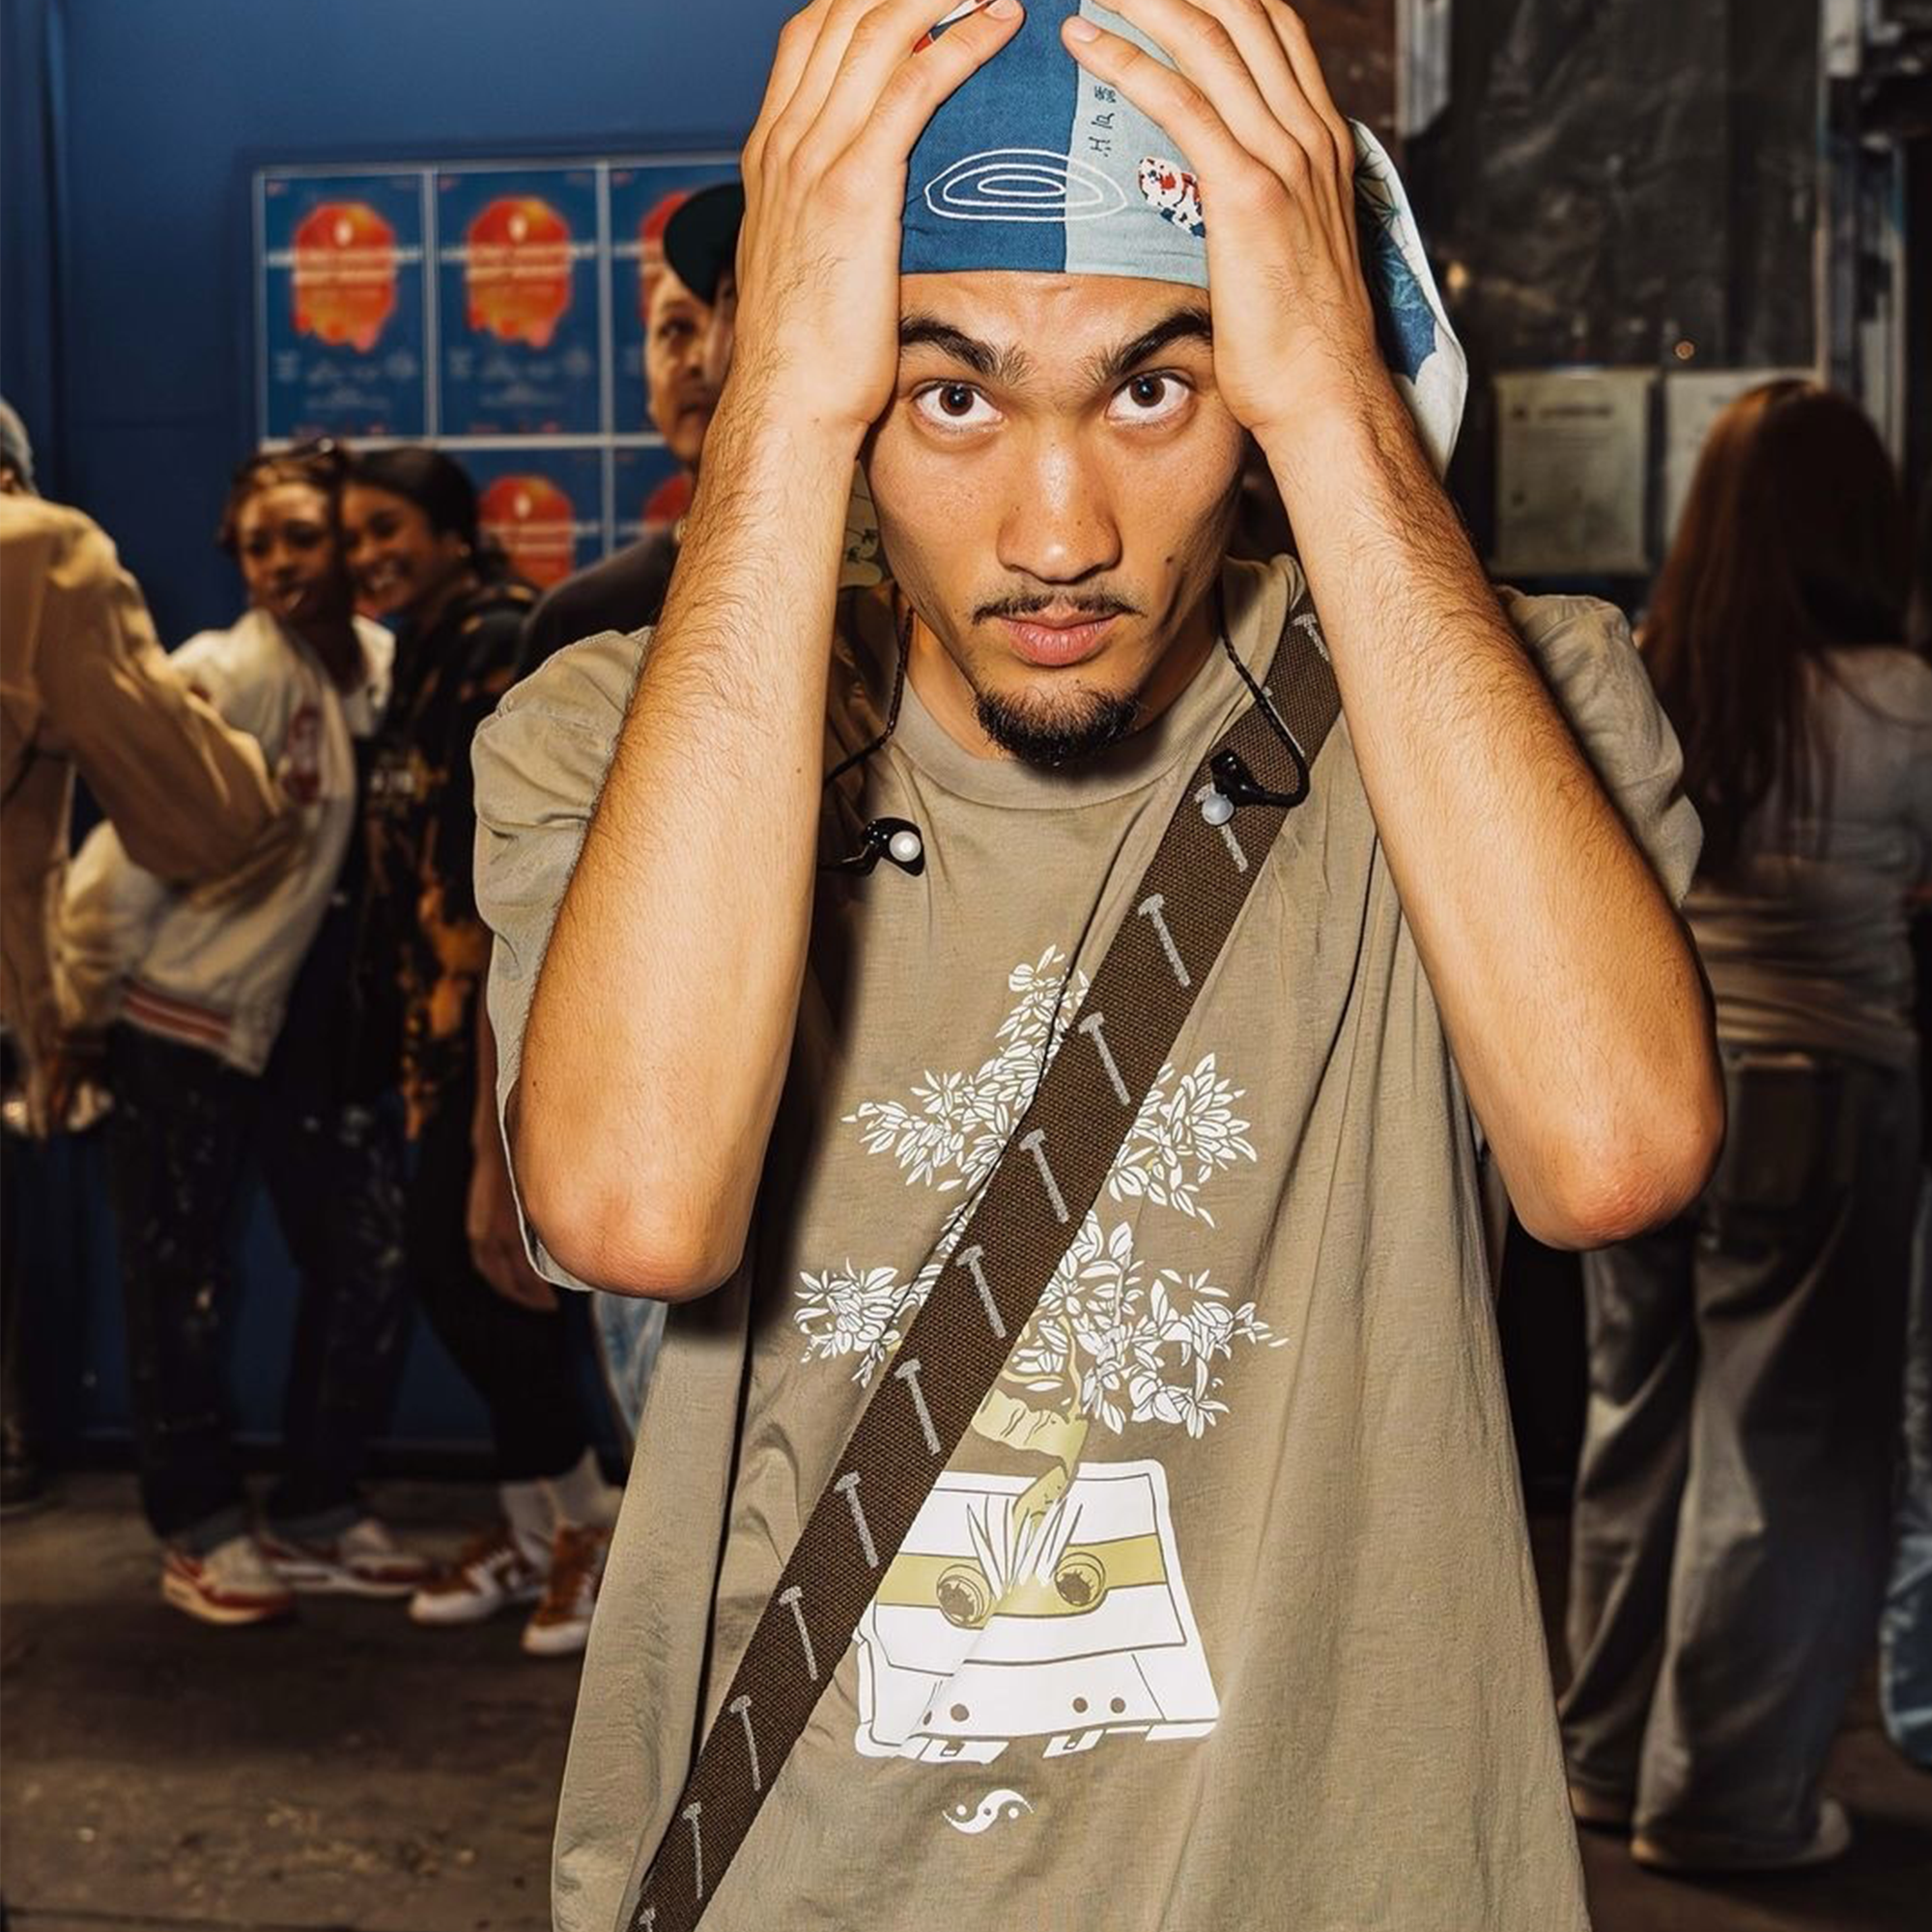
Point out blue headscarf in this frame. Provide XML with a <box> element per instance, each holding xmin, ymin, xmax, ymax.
<box><xmin>898</xmin><ymin>0</ymin><xmax>1465</xmax><ymax>474</ymax></box>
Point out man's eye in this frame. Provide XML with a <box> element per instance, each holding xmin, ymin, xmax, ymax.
<box><xmin>912</xmin><ymin>383</ymin><xmax>1000</xmax><ymax>431</ymax></box>
<box><xmin>1107</xmin><ymin>373</ymin><xmax>1191</xmax><ymax>425</ymax></box>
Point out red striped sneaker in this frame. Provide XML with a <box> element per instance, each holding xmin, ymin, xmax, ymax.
<box><xmin>160</xmin><ymin>1537</ymin><xmax>296</xmax><ymax>1627</ymax></box>
<box><xmin>259</xmin><ymin>1518</ymin><xmax>433</xmax><ymax>1598</ymax></box>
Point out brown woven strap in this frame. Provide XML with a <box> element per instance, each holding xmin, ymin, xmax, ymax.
<box><xmin>628</xmin><ymin>583</ymin><xmax>1340</xmax><ymax>1932</ymax></box>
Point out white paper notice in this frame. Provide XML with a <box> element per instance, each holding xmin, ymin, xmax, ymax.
<box><xmin>1493</xmin><ymin>369</ymin><xmax>1655</xmax><ymax>577</ymax></box>
<box><xmin>1662</xmin><ymin>369</ymin><xmax>1816</xmax><ymax>544</ymax></box>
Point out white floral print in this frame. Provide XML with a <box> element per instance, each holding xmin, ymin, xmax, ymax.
<box><xmin>794</xmin><ymin>952</ymin><xmax>1284</xmax><ymax>1435</ymax></box>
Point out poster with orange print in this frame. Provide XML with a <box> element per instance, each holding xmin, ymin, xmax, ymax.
<box><xmin>610</xmin><ymin>444</ymin><xmax>694</xmax><ymax>552</ymax></box>
<box><xmin>437</xmin><ymin>167</ymin><xmax>602</xmax><ymax>435</ymax></box>
<box><xmin>466</xmin><ymin>448</ymin><xmax>605</xmax><ymax>588</ymax></box>
<box><xmin>260</xmin><ymin>171</ymin><xmax>427</xmax><ymax>439</ymax></box>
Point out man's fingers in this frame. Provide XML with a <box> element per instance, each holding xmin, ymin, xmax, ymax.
<box><xmin>1060</xmin><ymin>17</ymin><xmax>1269</xmax><ymax>206</ymax></box>
<box><xmin>1098</xmin><ymin>0</ymin><xmax>1313</xmax><ymax>188</ymax></box>
<box><xmin>819</xmin><ymin>0</ymin><xmax>1024</xmax><ymax>172</ymax></box>
<box><xmin>743</xmin><ymin>3</ymin><xmax>835</xmax><ymax>191</ymax></box>
<box><xmin>764</xmin><ymin>0</ymin><xmax>893</xmax><ymax>164</ymax></box>
<box><xmin>1102</xmin><ymin>0</ymin><xmax>1348</xmax><ymax>197</ymax></box>
<box><xmin>1263</xmin><ymin>3</ymin><xmax>1356</xmax><ymax>178</ymax></box>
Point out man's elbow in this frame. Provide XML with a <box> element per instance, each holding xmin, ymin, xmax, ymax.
<box><xmin>516</xmin><ymin>1147</ymin><xmax>747</xmax><ymax>1303</ymax></box>
<box><xmin>1518</xmin><ymin>1076</ymin><xmax>1724</xmax><ymax>1252</ymax></box>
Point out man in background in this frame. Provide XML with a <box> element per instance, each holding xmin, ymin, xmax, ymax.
<box><xmin>516</xmin><ymin>183</ymin><xmax>742</xmax><ymax>675</ymax></box>
<box><xmin>0</xmin><ymin>402</ymin><xmax>295</xmax><ymax>1510</ymax></box>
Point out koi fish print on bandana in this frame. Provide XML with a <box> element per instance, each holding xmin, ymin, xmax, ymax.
<box><xmin>1137</xmin><ymin>156</ymin><xmax>1204</xmax><ymax>236</ymax></box>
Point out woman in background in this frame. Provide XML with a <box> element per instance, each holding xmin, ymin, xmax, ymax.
<box><xmin>59</xmin><ymin>442</ymin><xmax>424</xmax><ymax>1625</ymax></box>
<box><xmin>339</xmin><ymin>448</ymin><xmax>616</xmax><ymax>1658</ymax></box>
<box><xmin>1561</xmin><ymin>383</ymin><xmax>1932</xmax><ymax>1869</ymax></box>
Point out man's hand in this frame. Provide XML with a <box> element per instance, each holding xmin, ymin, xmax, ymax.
<box><xmin>730</xmin><ymin>0</ymin><xmax>1025</xmax><ymax>443</ymax></box>
<box><xmin>1062</xmin><ymin>1</ymin><xmax>1387</xmax><ymax>449</ymax></box>
<box><xmin>468</xmin><ymin>1131</ymin><xmax>557</xmax><ymax>1313</ymax></box>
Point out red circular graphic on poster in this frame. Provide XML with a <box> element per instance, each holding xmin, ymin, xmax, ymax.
<box><xmin>465</xmin><ymin>197</ymin><xmax>573</xmax><ymax>349</ymax></box>
<box><xmin>292</xmin><ymin>202</ymin><xmax>398</xmax><ymax>352</ymax></box>
<box><xmin>479</xmin><ymin>475</ymin><xmax>576</xmax><ymax>586</ymax></box>
<box><xmin>642</xmin><ymin>471</ymin><xmax>692</xmax><ymax>527</ymax></box>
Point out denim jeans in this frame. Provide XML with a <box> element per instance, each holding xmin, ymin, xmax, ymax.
<box><xmin>104</xmin><ymin>1024</ymin><xmax>412</xmax><ymax>1549</ymax></box>
<box><xmin>1561</xmin><ymin>1047</ymin><xmax>1918</xmax><ymax>1861</ymax></box>
<box><xmin>1881</xmin><ymin>1172</ymin><xmax>1932</xmax><ymax>1765</ymax></box>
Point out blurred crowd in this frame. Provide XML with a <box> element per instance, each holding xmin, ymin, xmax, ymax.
<box><xmin>0</xmin><ymin>171</ymin><xmax>1928</xmax><ymax>1869</ymax></box>
<box><xmin>0</xmin><ymin>182</ymin><xmax>739</xmax><ymax>1657</ymax></box>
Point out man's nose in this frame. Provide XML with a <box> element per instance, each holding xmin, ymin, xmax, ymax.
<box><xmin>997</xmin><ymin>435</ymin><xmax>1122</xmax><ymax>584</ymax></box>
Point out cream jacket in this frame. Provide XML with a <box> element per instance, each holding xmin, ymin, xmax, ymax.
<box><xmin>0</xmin><ymin>497</ymin><xmax>290</xmax><ymax>1127</ymax></box>
<box><xmin>57</xmin><ymin>609</ymin><xmax>392</xmax><ymax>1076</ymax></box>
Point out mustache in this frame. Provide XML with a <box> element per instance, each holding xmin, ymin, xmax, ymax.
<box><xmin>973</xmin><ymin>591</ymin><xmax>1143</xmax><ymax>625</ymax></box>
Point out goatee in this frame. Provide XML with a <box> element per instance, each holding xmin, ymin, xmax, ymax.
<box><xmin>974</xmin><ymin>688</ymin><xmax>1143</xmax><ymax>769</ymax></box>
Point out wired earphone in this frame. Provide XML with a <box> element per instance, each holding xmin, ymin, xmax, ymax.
<box><xmin>820</xmin><ymin>582</ymin><xmax>1312</xmax><ymax>880</ymax></box>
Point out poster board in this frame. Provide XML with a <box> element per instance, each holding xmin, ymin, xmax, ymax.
<box><xmin>253</xmin><ymin>152</ymin><xmax>736</xmax><ymax>561</ymax></box>
<box><xmin>1492</xmin><ymin>369</ymin><xmax>1655</xmax><ymax>577</ymax></box>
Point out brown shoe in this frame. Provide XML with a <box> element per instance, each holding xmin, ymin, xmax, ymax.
<box><xmin>521</xmin><ymin>1522</ymin><xmax>610</xmax><ymax>1657</ymax></box>
<box><xmin>408</xmin><ymin>1522</ymin><xmax>548</xmax><ymax>1627</ymax></box>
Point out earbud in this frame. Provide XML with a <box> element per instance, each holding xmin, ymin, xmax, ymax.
<box><xmin>826</xmin><ymin>816</ymin><xmax>925</xmax><ymax>878</ymax></box>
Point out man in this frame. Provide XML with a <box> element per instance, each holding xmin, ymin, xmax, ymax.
<box><xmin>474</xmin><ymin>6</ymin><xmax>1721</xmax><ymax>1928</ymax></box>
<box><xmin>1</xmin><ymin>417</ymin><xmax>294</xmax><ymax>1510</ymax></box>
<box><xmin>516</xmin><ymin>184</ymin><xmax>742</xmax><ymax>675</ymax></box>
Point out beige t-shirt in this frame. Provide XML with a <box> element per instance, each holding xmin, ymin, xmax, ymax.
<box><xmin>473</xmin><ymin>556</ymin><xmax>1698</xmax><ymax>1932</ymax></box>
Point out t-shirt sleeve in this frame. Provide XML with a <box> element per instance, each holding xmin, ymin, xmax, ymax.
<box><xmin>1504</xmin><ymin>589</ymin><xmax>1703</xmax><ymax>904</ymax></box>
<box><xmin>472</xmin><ymin>629</ymin><xmax>647</xmax><ymax>1291</ymax></box>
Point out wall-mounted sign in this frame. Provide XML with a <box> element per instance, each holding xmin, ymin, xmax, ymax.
<box><xmin>436</xmin><ymin>166</ymin><xmax>603</xmax><ymax>436</ymax></box>
<box><xmin>253</xmin><ymin>152</ymin><xmax>735</xmax><ymax>564</ymax></box>
<box><xmin>259</xmin><ymin>170</ymin><xmax>428</xmax><ymax>440</ymax></box>
<box><xmin>1492</xmin><ymin>369</ymin><xmax>1655</xmax><ymax>577</ymax></box>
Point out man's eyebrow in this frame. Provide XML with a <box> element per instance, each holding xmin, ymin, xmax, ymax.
<box><xmin>1089</xmin><ymin>307</ymin><xmax>1214</xmax><ymax>388</ymax></box>
<box><xmin>897</xmin><ymin>315</ymin><xmax>1032</xmax><ymax>387</ymax></box>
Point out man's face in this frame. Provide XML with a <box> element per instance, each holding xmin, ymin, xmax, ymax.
<box><xmin>643</xmin><ymin>264</ymin><xmax>721</xmax><ymax>468</ymax></box>
<box><xmin>866</xmin><ymin>272</ymin><xmax>1246</xmax><ymax>767</ymax></box>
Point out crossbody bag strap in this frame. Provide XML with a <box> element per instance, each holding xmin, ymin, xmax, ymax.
<box><xmin>629</xmin><ymin>578</ymin><xmax>1342</xmax><ymax>1932</ymax></box>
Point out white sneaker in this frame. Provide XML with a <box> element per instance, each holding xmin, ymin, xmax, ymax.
<box><xmin>261</xmin><ymin>1517</ymin><xmax>435</xmax><ymax>1599</ymax></box>
<box><xmin>161</xmin><ymin>1535</ymin><xmax>296</xmax><ymax>1627</ymax></box>
<box><xmin>408</xmin><ymin>1522</ymin><xmax>548</xmax><ymax>1626</ymax></box>
<box><xmin>521</xmin><ymin>1523</ymin><xmax>611</xmax><ymax>1658</ymax></box>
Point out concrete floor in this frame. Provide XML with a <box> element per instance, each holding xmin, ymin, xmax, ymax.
<box><xmin>3</xmin><ymin>1476</ymin><xmax>1930</xmax><ymax>1931</ymax></box>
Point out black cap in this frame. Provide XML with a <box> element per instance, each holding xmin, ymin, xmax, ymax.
<box><xmin>663</xmin><ymin>182</ymin><xmax>745</xmax><ymax>305</ymax></box>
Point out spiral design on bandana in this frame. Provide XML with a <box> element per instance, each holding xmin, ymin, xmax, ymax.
<box><xmin>923</xmin><ymin>148</ymin><xmax>1128</xmax><ymax>224</ymax></box>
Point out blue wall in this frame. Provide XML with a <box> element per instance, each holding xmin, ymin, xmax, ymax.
<box><xmin>8</xmin><ymin>0</ymin><xmax>775</xmax><ymax>640</ymax></box>
<box><xmin>1</xmin><ymin>0</ymin><xmax>778</xmax><ymax>1451</ymax></box>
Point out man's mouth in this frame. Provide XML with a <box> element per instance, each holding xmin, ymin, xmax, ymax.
<box><xmin>997</xmin><ymin>609</ymin><xmax>1122</xmax><ymax>669</ymax></box>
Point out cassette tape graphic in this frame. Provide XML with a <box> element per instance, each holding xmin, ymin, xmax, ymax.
<box><xmin>853</xmin><ymin>1461</ymin><xmax>1218</xmax><ymax>1764</ymax></box>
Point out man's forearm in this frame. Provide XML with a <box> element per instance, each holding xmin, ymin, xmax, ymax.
<box><xmin>1263</xmin><ymin>385</ymin><xmax>1719</xmax><ymax>1244</ymax></box>
<box><xmin>516</xmin><ymin>388</ymin><xmax>861</xmax><ymax>1293</ymax></box>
